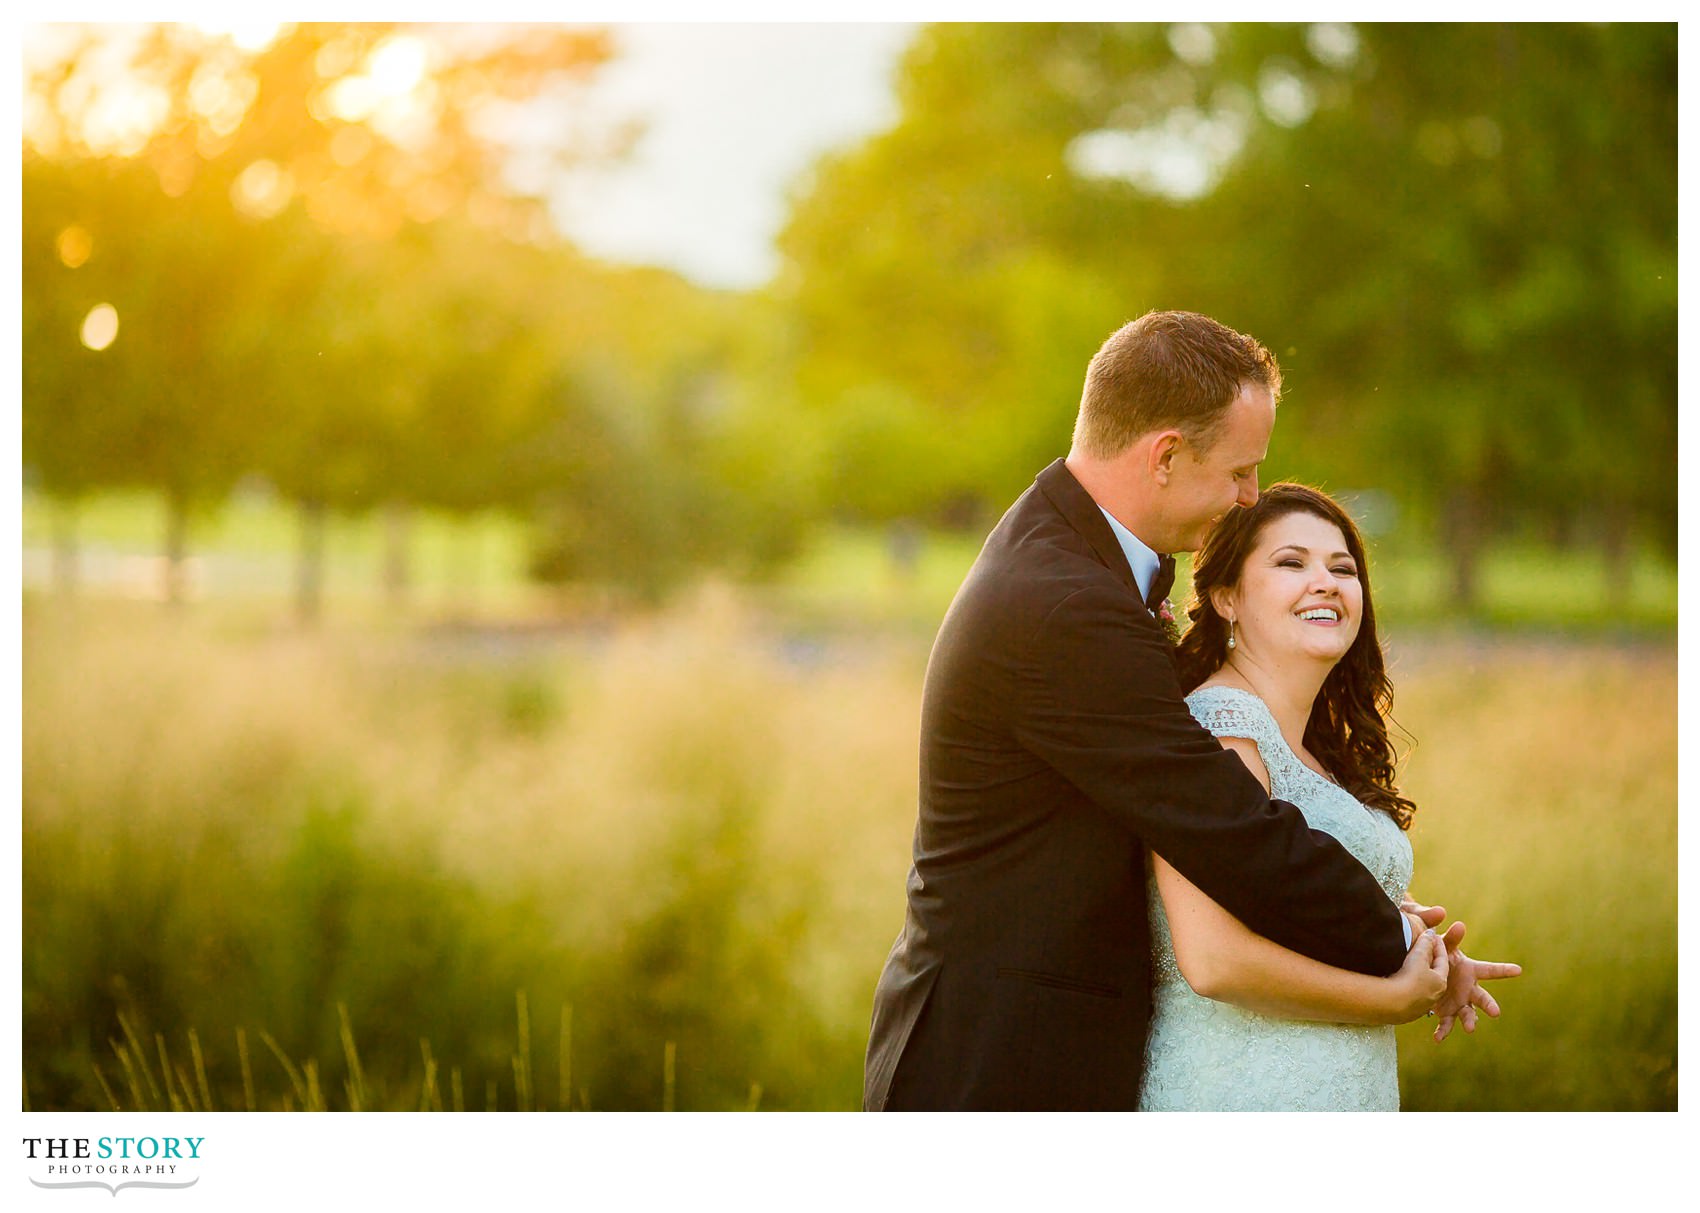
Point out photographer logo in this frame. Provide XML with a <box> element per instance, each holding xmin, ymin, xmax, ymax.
<box><xmin>23</xmin><ymin>1137</ymin><xmax>202</xmax><ymax>1196</ymax></box>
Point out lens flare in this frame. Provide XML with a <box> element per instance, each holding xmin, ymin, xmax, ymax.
<box><xmin>57</xmin><ymin>226</ymin><xmax>93</xmax><ymax>268</ymax></box>
<box><xmin>80</xmin><ymin>303</ymin><xmax>119</xmax><ymax>351</ymax></box>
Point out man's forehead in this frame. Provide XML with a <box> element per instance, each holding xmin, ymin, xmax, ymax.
<box><xmin>1223</xmin><ymin>388</ymin><xmax>1276</xmax><ymax>455</ymax></box>
<box><xmin>1235</xmin><ymin>383</ymin><xmax>1278</xmax><ymax>420</ymax></box>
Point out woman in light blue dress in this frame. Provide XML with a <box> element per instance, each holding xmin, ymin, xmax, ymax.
<box><xmin>1140</xmin><ymin>483</ymin><xmax>1519</xmax><ymax>1111</ymax></box>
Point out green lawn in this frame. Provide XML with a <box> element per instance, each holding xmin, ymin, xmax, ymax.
<box><xmin>22</xmin><ymin>489</ymin><xmax>539</xmax><ymax>617</ymax></box>
<box><xmin>21</xmin><ymin>488</ymin><xmax>1676</xmax><ymax>635</ymax></box>
<box><xmin>763</xmin><ymin>523</ymin><xmax>1676</xmax><ymax>637</ymax></box>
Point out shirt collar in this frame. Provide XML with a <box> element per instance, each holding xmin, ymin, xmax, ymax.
<box><xmin>1097</xmin><ymin>507</ymin><xmax>1163</xmax><ymax>603</ymax></box>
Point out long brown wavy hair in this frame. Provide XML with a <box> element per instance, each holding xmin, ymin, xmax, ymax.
<box><xmin>1172</xmin><ymin>483</ymin><xmax>1417</xmax><ymax>829</ymax></box>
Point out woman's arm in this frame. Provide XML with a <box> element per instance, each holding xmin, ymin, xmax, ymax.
<box><xmin>1153</xmin><ymin>733</ymin><xmax>1445</xmax><ymax>1025</ymax></box>
<box><xmin>1155</xmin><ymin>855</ymin><xmax>1444</xmax><ymax>1024</ymax></box>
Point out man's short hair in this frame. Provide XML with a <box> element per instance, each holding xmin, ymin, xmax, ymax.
<box><xmin>1072</xmin><ymin>311</ymin><xmax>1282</xmax><ymax>458</ymax></box>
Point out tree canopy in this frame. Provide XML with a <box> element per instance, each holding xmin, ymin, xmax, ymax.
<box><xmin>23</xmin><ymin>23</ymin><xmax>797</xmax><ymax>608</ymax></box>
<box><xmin>23</xmin><ymin>23</ymin><xmax>1676</xmax><ymax>612</ymax></box>
<box><xmin>773</xmin><ymin>23</ymin><xmax>1675</xmax><ymax>598</ymax></box>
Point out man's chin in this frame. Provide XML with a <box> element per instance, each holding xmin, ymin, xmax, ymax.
<box><xmin>1196</xmin><ymin>511</ymin><xmax>1234</xmax><ymax>545</ymax></box>
<box><xmin>1184</xmin><ymin>522</ymin><xmax>1222</xmax><ymax>551</ymax></box>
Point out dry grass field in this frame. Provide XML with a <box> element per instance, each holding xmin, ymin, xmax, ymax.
<box><xmin>21</xmin><ymin>592</ymin><xmax>1676</xmax><ymax>1110</ymax></box>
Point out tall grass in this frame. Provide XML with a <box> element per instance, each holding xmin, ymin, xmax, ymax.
<box><xmin>1390</xmin><ymin>640</ymin><xmax>1677</xmax><ymax>1109</ymax></box>
<box><xmin>21</xmin><ymin>594</ymin><xmax>1675</xmax><ymax>1109</ymax></box>
<box><xmin>23</xmin><ymin>589</ymin><xmax>917</xmax><ymax>1110</ymax></box>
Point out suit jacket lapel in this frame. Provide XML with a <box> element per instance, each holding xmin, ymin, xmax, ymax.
<box><xmin>1034</xmin><ymin>458</ymin><xmax>1141</xmax><ymax>597</ymax></box>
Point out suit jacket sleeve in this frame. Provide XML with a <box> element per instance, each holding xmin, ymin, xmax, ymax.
<box><xmin>1011</xmin><ymin>582</ymin><xmax>1408</xmax><ymax>977</ymax></box>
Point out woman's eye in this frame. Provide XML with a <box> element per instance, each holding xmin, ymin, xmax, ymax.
<box><xmin>1333</xmin><ymin>567</ymin><xmax>1357</xmax><ymax>577</ymax></box>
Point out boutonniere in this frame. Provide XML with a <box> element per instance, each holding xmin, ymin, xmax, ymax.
<box><xmin>1156</xmin><ymin>598</ymin><xmax>1182</xmax><ymax>646</ymax></box>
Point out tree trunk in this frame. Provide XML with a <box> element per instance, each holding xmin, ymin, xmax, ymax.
<box><xmin>446</xmin><ymin>514</ymin><xmax>481</xmax><ymax>617</ymax></box>
<box><xmin>1600</xmin><ymin>501</ymin><xmax>1634</xmax><ymax>608</ymax></box>
<box><xmin>163</xmin><ymin>492</ymin><xmax>190</xmax><ymax>607</ymax></box>
<box><xmin>51</xmin><ymin>498</ymin><xmax>78</xmax><ymax>599</ymax></box>
<box><xmin>383</xmin><ymin>501</ymin><xmax>411</xmax><ymax>611</ymax></box>
<box><xmin>1441</xmin><ymin>490</ymin><xmax>1485</xmax><ymax>615</ymax></box>
<box><xmin>296</xmin><ymin>497</ymin><xmax>326</xmax><ymax>627</ymax></box>
<box><xmin>886</xmin><ymin>518</ymin><xmax>921</xmax><ymax>586</ymax></box>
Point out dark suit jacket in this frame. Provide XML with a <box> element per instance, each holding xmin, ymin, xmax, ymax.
<box><xmin>863</xmin><ymin>459</ymin><xmax>1408</xmax><ymax>1111</ymax></box>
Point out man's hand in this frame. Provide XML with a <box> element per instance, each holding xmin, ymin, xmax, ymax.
<box><xmin>1401</xmin><ymin>898</ymin><xmax>1446</xmax><ymax>931</ymax></box>
<box><xmin>1431</xmin><ymin>919</ymin><xmax>1522</xmax><ymax>1043</ymax></box>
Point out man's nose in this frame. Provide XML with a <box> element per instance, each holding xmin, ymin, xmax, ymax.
<box><xmin>1237</xmin><ymin>475</ymin><xmax>1259</xmax><ymax>508</ymax></box>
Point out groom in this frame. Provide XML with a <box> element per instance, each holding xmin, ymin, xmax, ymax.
<box><xmin>864</xmin><ymin>311</ymin><xmax>1417</xmax><ymax>1111</ymax></box>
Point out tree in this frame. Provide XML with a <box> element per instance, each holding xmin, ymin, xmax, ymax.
<box><xmin>775</xmin><ymin>25</ymin><xmax>1175</xmax><ymax>523</ymax></box>
<box><xmin>22</xmin><ymin>157</ymin><xmax>138</xmax><ymax>594</ymax></box>
<box><xmin>23</xmin><ymin>22</ymin><xmax>625</xmax><ymax>613</ymax></box>
<box><xmin>1186</xmin><ymin>24</ymin><xmax>1676</xmax><ymax>604</ymax></box>
<box><xmin>773</xmin><ymin>23</ymin><xmax>1676</xmax><ymax>612</ymax></box>
<box><xmin>24</xmin><ymin>152</ymin><xmax>274</xmax><ymax>602</ymax></box>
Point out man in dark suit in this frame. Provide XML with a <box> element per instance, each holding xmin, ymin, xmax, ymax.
<box><xmin>864</xmin><ymin>310</ymin><xmax>1419</xmax><ymax>1111</ymax></box>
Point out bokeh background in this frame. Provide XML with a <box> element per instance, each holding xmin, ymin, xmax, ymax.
<box><xmin>21</xmin><ymin>21</ymin><xmax>1675</xmax><ymax>1111</ymax></box>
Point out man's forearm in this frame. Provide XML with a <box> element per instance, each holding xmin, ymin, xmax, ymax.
<box><xmin>1157</xmin><ymin>857</ymin><xmax>1410</xmax><ymax>1023</ymax></box>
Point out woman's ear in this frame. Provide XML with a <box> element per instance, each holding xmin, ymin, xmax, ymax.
<box><xmin>1209</xmin><ymin>586</ymin><xmax>1234</xmax><ymax>622</ymax></box>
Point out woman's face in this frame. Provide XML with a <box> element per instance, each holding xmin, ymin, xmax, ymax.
<box><xmin>1214</xmin><ymin>509</ymin><xmax>1364</xmax><ymax>671</ymax></box>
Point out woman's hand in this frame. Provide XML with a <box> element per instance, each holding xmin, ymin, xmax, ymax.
<box><xmin>1383</xmin><ymin>929</ymin><xmax>1449</xmax><ymax>1023</ymax></box>
<box><xmin>1431</xmin><ymin>920</ymin><xmax>1523</xmax><ymax>1042</ymax></box>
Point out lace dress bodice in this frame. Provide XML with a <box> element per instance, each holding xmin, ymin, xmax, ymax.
<box><xmin>1139</xmin><ymin>685</ymin><xmax>1413</xmax><ymax>1111</ymax></box>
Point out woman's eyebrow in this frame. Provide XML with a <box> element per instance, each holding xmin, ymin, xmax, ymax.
<box><xmin>1270</xmin><ymin>544</ymin><xmax>1355</xmax><ymax>560</ymax></box>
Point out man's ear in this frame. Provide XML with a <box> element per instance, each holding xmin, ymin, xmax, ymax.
<box><xmin>1149</xmin><ymin>430</ymin><xmax>1184</xmax><ymax>485</ymax></box>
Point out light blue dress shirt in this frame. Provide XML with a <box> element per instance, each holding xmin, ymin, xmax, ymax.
<box><xmin>1097</xmin><ymin>507</ymin><xmax>1162</xmax><ymax>606</ymax></box>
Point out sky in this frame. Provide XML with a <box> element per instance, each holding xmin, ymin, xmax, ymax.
<box><xmin>549</xmin><ymin>23</ymin><xmax>917</xmax><ymax>290</ymax></box>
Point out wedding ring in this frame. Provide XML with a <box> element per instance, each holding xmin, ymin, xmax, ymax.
<box><xmin>1425</xmin><ymin>1010</ymin><xmax>1436</xmax><ymax>1017</ymax></box>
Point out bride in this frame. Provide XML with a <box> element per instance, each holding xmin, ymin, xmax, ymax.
<box><xmin>1141</xmin><ymin>483</ymin><xmax>1520</xmax><ymax>1111</ymax></box>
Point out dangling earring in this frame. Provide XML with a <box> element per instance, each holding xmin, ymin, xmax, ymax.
<box><xmin>1226</xmin><ymin>619</ymin><xmax>1237</xmax><ymax>651</ymax></box>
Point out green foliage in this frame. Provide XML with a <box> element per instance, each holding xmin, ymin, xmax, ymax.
<box><xmin>22</xmin><ymin>23</ymin><xmax>1676</xmax><ymax>611</ymax></box>
<box><xmin>775</xmin><ymin>27</ymin><xmax>1163</xmax><ymax>518</ymax></box>
<box><xmin>23</xmin><ymin>25</ymin><xmax>802</xmax><ymax>607</ymax></box>
<box><xmin>773</xmin><ymin>22</ymin><xmax>1675</xmax><ymax>601</ymax></box>
<box><xmin>21</xmin><ymin>159</ymin><xmax>131</xmax><ymax>501</ymax></box>
<box><xmin>1194</xmin><ymin>24</ymin><xmax>1677</xmax><ymax>577</ymax></box>
<box><xmin>23</xmin><ymin>154</ymin><xmax>261</xmax><ymax>513</ymax></box>
<box><xmin>23</xmin><ymin>152</ymin><xmax>800</xmax><ymax>604</ymax></box>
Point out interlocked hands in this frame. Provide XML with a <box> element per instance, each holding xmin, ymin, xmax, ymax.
<box><xmin>1401</xmin><ymin>900</ymin><xmax>1523</xmax><ymax>1043</ymax></box>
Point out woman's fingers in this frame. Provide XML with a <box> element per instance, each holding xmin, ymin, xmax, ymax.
<box><xmin>1474</xmin><ymin>960</ymin><xmax>1522</xmax><ymax>981</ymax></box>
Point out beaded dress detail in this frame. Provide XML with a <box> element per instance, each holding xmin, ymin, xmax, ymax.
<box><xmin>1139</xmin><ymin>685</ymin><xmax>1412</xmax><ymax>1111</ymax></box>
